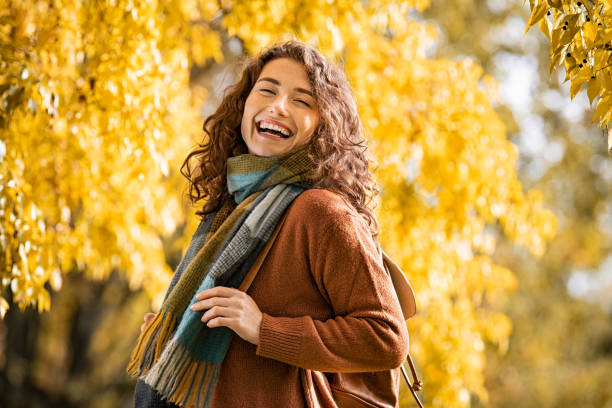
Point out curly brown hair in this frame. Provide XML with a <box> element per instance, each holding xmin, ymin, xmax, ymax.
<box><xmin>180</xmin><ymin>40</ymin><xmax>382</xmax><ymax>244</ymax></box>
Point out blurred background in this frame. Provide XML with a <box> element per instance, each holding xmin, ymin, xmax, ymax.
<box><xmin>1</xmin><ymin>0</ymin><xmax>610</xmax><ymax>407</ymax></box>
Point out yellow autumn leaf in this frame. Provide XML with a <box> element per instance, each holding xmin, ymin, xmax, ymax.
<box><xmin>551</xmin><ymin>25</ymin><xmax>563</xmax><ymax>49</ymax></box>
<box><xmin>592</xmin><ymin>95</ymin><xmax>611</xmax><ymax>123</ymax></box>
<box><xmin>594</xmin><ymin>49</ymin><xmax>611</xmax><ymax>71</ymax></box>
<box><xmin>587</xmin><ymin>73</ymin><xmax>601</xmax><ymax>104</ymax></box>
<box><xmin>602</xmin><ymin>26</ymin><xmax>612</xmax><ymax>43</ymax></box>
<box><xmin>563</xmin><ymin>54</ymin><xmax>577</xmax><ymax>77</ymax></box>
<box><xmin>525</xmin><ymin>0</ymin><xmax>549</xmax><ymax>35</ymax></box>
<box><xmin>538</xmin><ymin>14</ymin><xmax>552</xmax><ymax>40</ymax></box>
<box><xmin>570</xmin><ymin>68</ymin><xmax>591</xmax><ymax>99</ymax></box>
<box><xmin>582</xmin><ymin>21</ymin><xmax>597</xmax><ymax>47</ymax></box>
<box><xmin>559</xmin><ymin>16</ymin><xmax>580</xmax><ymax>45</ymax></box>
<box><xmin>550</xmin><ymin>42</ymin><xmax>568</xmax><ymax>75</ymax></box>
<box><xmin>602</xmin><ymin>69</ymin><xmax>612</xmax><ymax>89</ymax></box>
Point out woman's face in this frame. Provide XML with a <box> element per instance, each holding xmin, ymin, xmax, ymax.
<box><xmin>240</xmin><ymin>58</ymin><xmax>320</xmax><ymax>157</ymax></box>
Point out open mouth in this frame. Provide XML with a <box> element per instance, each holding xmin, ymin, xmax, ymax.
<box><xmin>256</xmin><ymin>121</ymin><xmax>293</xmax><ymax>139</ymax></box>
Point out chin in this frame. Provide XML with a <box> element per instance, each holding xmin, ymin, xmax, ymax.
<box><xmin>248</xmin><ymin>142</ymin><xmax>291</xmax><ymax>158</ymax></box>
<box><xmin>249</xmin><ymin>145</ymin><xmax>281</xmax><ymax>157</ymax></box>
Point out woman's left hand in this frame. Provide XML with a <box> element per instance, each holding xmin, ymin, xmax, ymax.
<box><xmin>190</xmin><ymin>286</ymin><xmax>263</xmax><ymax>345</ymax></box>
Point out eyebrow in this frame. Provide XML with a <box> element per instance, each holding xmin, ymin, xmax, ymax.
<box><xmin>256</xmin><ymin>77</ymin><xmax>314</xmax><ymax>98</ymax></box>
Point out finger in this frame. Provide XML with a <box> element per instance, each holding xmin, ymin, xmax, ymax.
<box><xmin>201</xmin><ymin>305</ymin><xmax>239</xmax><ymax>323</ymax></box>
<box><xmin>196</xmin><ymin>286</ymin><xmax>242</xmax><ymax>301</ymax></box>
<box><xmin>190</xmin><ymin>296</ymin><xmax>236</xmax><ymax>311</ymax></box>
<box><xmin>206</xmin><ymin>316</ymin><xmax>234</xmax><ymax>328</ymax></box>
<box><xmin>140</xmin><ymin>321</ymin><xmax>149</xmax><ymax>332</ymax></box>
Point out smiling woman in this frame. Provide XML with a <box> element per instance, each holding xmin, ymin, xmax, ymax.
<box><xmin>127</xmin><ymin>41</ymin><xmax>409</xmax><ymax>408</ymax></box>
<box><xmin>241</xmin><ymin>58</ymin><xmax>320</xmax><ymax>156</ymax></box>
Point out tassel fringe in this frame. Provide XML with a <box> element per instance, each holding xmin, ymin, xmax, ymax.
<box><xmin>142</xmin><ymin>336</ymin><xmax>222</xmax><ymax>408</ymax></box>
<box><xmin>126</xmin><ymin>309</ymin><xmax>177</xmax><ymax>377</ymax></box>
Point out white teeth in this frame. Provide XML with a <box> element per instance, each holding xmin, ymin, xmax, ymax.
<box><xmin>258</xmin><ymin>121</ymin><xmax>291</xmax><ymax>137</ymax></box>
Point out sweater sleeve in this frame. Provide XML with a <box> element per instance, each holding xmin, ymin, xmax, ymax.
<box><xmin>255</xmin><ymin>212</ymin><xmax>410</xmax><ymax>372</ymax></box>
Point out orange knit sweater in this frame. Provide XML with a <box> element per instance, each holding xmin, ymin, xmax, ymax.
<box><xmin>208</xmin><ymin>188</ymin><xmax>410</xmax><ymax>408</ymax></box>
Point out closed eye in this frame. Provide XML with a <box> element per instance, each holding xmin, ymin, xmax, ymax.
<box><xmin>296</xmin><ymin>99</ymin><xmax>310</xmax><ymax>107</ymax></box>
<box><xmin>260</xmin><ymin>88</ymin><xmax>275</xmax><ymax>94</ymax></box>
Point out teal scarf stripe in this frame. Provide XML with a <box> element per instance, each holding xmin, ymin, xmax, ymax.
<box><xmin>175</xmin><ymin>276</ymin><xmax>232</xmax><ymax>363</ymax></box>
<box><xmin>226</xmin><ymin>143</ymin><xmax>318</xmax><ymax>204</ymax></box>
<box><xmin>227</xmin><ymin>163</ymin><xmax>281</xmax><ymax>204</ymax></box>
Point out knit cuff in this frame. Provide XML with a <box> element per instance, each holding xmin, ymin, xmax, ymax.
<box><xmin>255</xmin><ymin>313</ymin><xmax>304</xmax><ymax>365</ymax></box>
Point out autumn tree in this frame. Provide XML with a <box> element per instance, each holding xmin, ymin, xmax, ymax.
<box><xmin>425</xmin><ymin>0</ymin><xmax>612</xmax><ymax>406</ymax></box>
<box><xmin>1</xmin><ymin>0</ymin><xmax>557</xmax><ymax>406</ymax></box>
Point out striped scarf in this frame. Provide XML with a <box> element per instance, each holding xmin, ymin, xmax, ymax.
<box><xmin>127</xmin><ymin>143</ymin><xmax>321</xmax><ymax>407</ymax></box>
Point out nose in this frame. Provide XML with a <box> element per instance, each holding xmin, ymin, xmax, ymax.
<box><xmin>267</xmin><ymin>94</ymin><xmax>289</xmax><ymax>116</ymax></box>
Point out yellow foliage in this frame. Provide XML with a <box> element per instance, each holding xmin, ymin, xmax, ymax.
<box><xmin>525</xmin><ymin>0</ymin><xmax>612</xmax><ymax>151</ymax></box>
<box><xmin>0</xmin><ymin>0</ymin><xmax>558</xmax><ymax>406</ymax></box>
<box><xmin>0</xmin><ymin>0</ymin><xmax>222</xmax><ymax>312</ymax></box>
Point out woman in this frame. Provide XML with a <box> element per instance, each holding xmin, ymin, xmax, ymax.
<box><xmin>129</xmin><ymin>40</ymin><xmax>409</xmax><ymax>408</ymax></box>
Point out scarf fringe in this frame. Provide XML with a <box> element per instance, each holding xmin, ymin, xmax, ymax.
<box><xmin>142</xmin><ymin>336</ymin><xmax>221</xmax><ymax>408</ymax></box>
<box><xmin>126</xmin><ymin>309</ymin><xmax>177</xmax><ymax>377</ymax></box>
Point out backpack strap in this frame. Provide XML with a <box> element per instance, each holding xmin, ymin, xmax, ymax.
<box><xmin>401</xmin><ymin>352</ymin><xmax>424</xmax><ymax>408</ymax></box>
<box><xmin>379</xmin><ymin>248</ymin><xmax>424</xmax><ymax>408</ymax></box>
